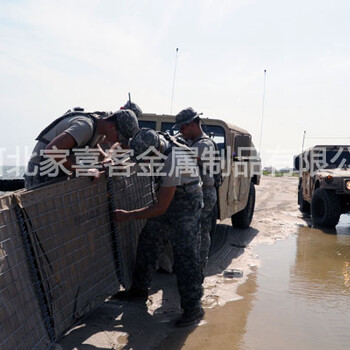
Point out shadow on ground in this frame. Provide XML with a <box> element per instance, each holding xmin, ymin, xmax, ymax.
<box><xmin>58</xmin><ymin>223</ymin><xmax>258</xmax><ymax>350</ymax></box>
<box><xmin>205</xmin><ymin>223</ymin><xmax>259</xmax><ymax>277</ymax></box>
<box><xmin>299</xmin><ymin>211</ymin><xmax>350</xmax><ymax>236</ymax></box>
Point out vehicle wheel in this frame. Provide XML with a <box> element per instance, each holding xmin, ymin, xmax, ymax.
<box><xmin>298</xmin><ymin>184</ymin><xmax>310</xmax><ymax>213</ymax></box>
<box><xmin>311</xmin><ymin>188</ymin><xmax>341</xmax><ymax>227</ymax></box>
<box><xmin>231</xmin><ymin>182</ymin><xmax>256</xmax><ymax>229</ymax></box>
<box><xmin>210</xmin><ymin>202</ymin><xmax>218</xmax><ymax>239</ymax></box>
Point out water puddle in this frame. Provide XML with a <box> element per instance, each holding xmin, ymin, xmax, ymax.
<box><xmin>170</xmin><ymin>215</ymin><xmax>350</xmax><ymax>350</ymax></box>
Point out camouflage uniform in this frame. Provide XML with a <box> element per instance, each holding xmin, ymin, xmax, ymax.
<box><xmin>175</xmin><ymin>108</ymin><xmax>218</xmax><ymax>269</ymax></box>
<box><xmin>129</xmin><ymin>128</ymin><xmax>203</xmax><ymax>310</ymax></box>
<box><xmin>24</xmin><ymin>109</ymin><xmax>139</xmax><ymax>190</ymax></box>
<box><xmin>122</xmin><ymin>100</ymin><xmax>143</xmax><ymax>118</ymax></box>
<box><xmin>106</xmin><ymin>109</ymin><xmax>140</xmax><ymax>147</ymax></box>
<box><xmin>132</xmin><ymin>190</ymin><xmax>203</xmax><ymax>309</ymax></box>
<box><xmin>199</xmin><ymin>186</ymin><xmax>217</xmax><ymax>266</ymax></box>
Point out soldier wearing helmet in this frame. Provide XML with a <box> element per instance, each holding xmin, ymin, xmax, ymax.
<box><xmin>122</xmin><ymin>100</ymin><xmax>143</xmax><ymax>118</ymax></box>
<box><xmin>175</xmin><ymin>107</ymin><xmax>218</xmax><ymax>271</ymax></box>
<box><xmin>99</xmin><ymin>100</ymin><xmax>143</xmax><ymax>158</ymax></box>
<box><xmin>113</xmin><ymin>128</ymin><xmax>205</xmax><ymax>327</ymax></box>
<box><xmin>24</xmin><ymin>108</ymin><xmax>139</xmax><ymax>190</ymax></box>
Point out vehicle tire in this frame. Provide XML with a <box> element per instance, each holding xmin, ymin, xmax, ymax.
<box><xmin>231</xmin><ymin>182</ymin><xmax>256</xmax><ymax>229</ymax></box>
<box><xmin>298</xmin><ymin>184</ymin><xmax>310</xmax><ymax>213</ymax></box>
<box><xmin>311</xmin><ymin>188</ymin><xmax>341</xmax><ymax>227</ymax></box>
<box><xmin>210</xmin><ymin>202</ymin><xmax>218</xmax><ymax>239</ymax></box>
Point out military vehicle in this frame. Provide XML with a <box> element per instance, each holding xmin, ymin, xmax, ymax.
<box><xmin>138</xmin><ymin>113</ymin><xmax>261</xmax><ymax>230</ymax></box>
<box><xmin>294</xmin><ymin>145</ymin><xmax>350</xmax><ymax>227</ymax></box>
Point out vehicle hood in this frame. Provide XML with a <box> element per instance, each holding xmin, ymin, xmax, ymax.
<box><xmin>317</xmin><ymin>168</ymin><xmax>350</xmax><ymax>177</ymax></box>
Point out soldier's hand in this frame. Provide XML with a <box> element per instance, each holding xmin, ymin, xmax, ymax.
<box><xmin>114</xmin><ymin>209</ymin><xmax>132</xmax><ymax>223</ymax></box>
<box><xmin>87</xmin><ymin>168</ymin><xmax>101</xmax><ymax>183</ymax></box>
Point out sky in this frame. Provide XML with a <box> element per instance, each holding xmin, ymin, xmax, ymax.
<box><xmin>1</xmin><ymin>0</ymin><xmax>350</xmax><ymax>169</ymax></box>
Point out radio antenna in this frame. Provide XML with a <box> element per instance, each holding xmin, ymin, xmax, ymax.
<box><xmin>170</xmin><ymin>48</ymin><xmax>179</xmax><ymax>115</ymax></box>
<box><xmin>258</xmin><ymin>69</ymin><xmax>267</xmax><ymax>155</ymax></box>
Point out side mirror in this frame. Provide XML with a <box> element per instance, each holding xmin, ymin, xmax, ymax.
<box><xmin>293</xmin><ymin>155</ymin><xmax>300</xmax><ymax>171</ymax></box>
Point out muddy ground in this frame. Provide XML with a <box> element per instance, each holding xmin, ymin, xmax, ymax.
<box><xmin>58</xmin><ymin>175</ymin><xmax>304</xmax><ymax>350</ymax></box>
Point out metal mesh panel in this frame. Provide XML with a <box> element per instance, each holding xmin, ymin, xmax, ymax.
<box><xmin>14</xmin><ymin>175</ymin><xmax>118</xmax><ymax>339</ymax></box>
<box><xmin>110</xmin><ymin>166</ymin><xmax>155</xmax><ymax>288</ymax></box>
<box><xmin>1</xmin><ymin>167</ymin><xmax>155</xmax><ymax>347</ymax></box>
<box><xmin>0</xmin><ymin>194</ymin><xmax>50</xmax><ymax>350</ymax></box>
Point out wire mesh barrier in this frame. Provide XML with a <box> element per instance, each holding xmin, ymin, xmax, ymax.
<box><xmin>0</xmin><ymin>168</ymin><xmax>154</xmax><ymax>349</ymax></box>
<box><xmin>109</xmin><ymin>171</ymin><xmax>154</xmax><ymax>288</ymax></box>
<box><xmin>0</xmin><ymin>194</ymin><xmax>50</xmax><ymax>349</ymax></box>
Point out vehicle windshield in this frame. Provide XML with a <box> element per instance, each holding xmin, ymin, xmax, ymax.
<box><xmin>160</xmin><ymin>122</ymin><xmax>226</xmax><ymax>152</ymax></box>
<box><xmin>312</xmin><ymin>147</ymin><xmax>350</xmax><ymax>169</ymax></box>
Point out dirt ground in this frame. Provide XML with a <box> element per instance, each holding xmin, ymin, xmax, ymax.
<box><xmin>58</xmin><ymin>175</ymin><xmax>303</xmax><ymax>350</ymax></box>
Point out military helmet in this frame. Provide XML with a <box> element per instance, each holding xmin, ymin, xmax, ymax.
<box><xmin>106</xmin><ymin>109</ymin><xmax>140</xmax><ymax>146</ymax></box>
<box><xmin>122</xmin><ymin>101</ymin><xmax>143</xmax><ymax>118</ymax></box>
<box><xmin>129</xmin><ymin>128</ymin><xmax>160</xmax><ymax>160</ymax></box>
<box><xmin>174</xmin><ymin>107</ymin><xmax>201</xmax><ymax>128</ymax></box>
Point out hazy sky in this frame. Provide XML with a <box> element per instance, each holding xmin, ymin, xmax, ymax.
<box><xmin>1</xmin><ymin>0</ymin><xmax>350</xmax><ymax>168</ymax></box>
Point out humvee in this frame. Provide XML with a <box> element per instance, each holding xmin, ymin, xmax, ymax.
<box><xmin>138</xmin><ymin>113</ymin><xmax>261</xmax><ymax>230</ymax></box>
<box><xmin>294</xmin><ymin>145</ymin><xmax>350</xmax><ymax>227</ymax></box>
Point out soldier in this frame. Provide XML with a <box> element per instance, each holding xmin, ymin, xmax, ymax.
<box><xmin>99</xmin><ymin>100</ymin><xmax>143</xmax><ymax>157</ymax></box>
<box><xmin>24</xmin><ymin>108</ymin><xmax>139</xmax><ymax>189</ymax></box>
<box><xmin>174</xmin><ymin>107</ymin><xmax>218</xmax><ymax>270</ymax></box>
<box><xmin>121</xmin><ymin>100</ymin><xmax>143</xmax><ymax>118</ymax></box>
<box><xmin>113</xmin><ymin>128</ymin><xmax>204</xmax><ymax>327</ymax></box>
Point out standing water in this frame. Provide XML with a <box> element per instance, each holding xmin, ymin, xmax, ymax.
<box><xmin>168</xmin><ymin>215</ymin><xmax>350</xmax><ymax>350</ymax></box>
<box><xmin>241</xmin><ymin>216</ymin><xmax>350</xmax><ymax>350</ymax></box>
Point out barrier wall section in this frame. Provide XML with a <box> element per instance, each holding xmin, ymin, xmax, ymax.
<box><xmin>15</xmin><ymin>176</ymin><xmax>118</xmax><ymax>339</ymax></box>
<box><xmin>0</xmin><ymin>194</ymin><xmax>50</xmax><ymax>350</ymax></box>
<box><xmin>0</xmin><ymin>167</ymin><xmax>155</xmax><ymax>348</ymax></box>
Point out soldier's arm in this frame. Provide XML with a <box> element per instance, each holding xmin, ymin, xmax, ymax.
<box><xmin>114</xmin><ymin>186</ymin><xmax>176</xmax><ymax>222</ymax></box>
<box><xmin>45</xmin><ymin>132</ymin><xmax>77</xmax><ymax>171</ymax></box>
<box><xmin>46</xmin><ymin>132</ymin><xmax>101</xmax><ymax>182</ymax></box>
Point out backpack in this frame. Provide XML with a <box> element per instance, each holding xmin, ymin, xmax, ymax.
<box><xmin>158</xmin><ymin>131</ymin><xmax>191</xmax><ymax>156</ymax></box>
<box><xmin>35</xmin><ymin>107</ymin><xmax>104</xmax><ymax>146</ymax></box>
<box><xmin>191</xmin><ymin>136</ymin><xmax>223</xmax><ymax>188</ymax></box>
<box><xmin>152</xmin><ymin>132</ymin><xmax>200</xmax><ymax>190</ymax></box>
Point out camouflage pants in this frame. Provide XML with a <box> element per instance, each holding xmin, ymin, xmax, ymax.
<box><xmin>199</xmin><ymin>186</ymin><xmax>217</xmax><ymax>268</ymax></box>
<box><xmin>132</xmin><ymin>190</ymin><xmax>203</xmax><ymax>310</ymax></box>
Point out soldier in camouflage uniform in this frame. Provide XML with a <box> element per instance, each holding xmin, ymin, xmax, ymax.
<box><xmin>174</xmin><ymin>107</ymin><xmax>218</xmax><ymax>270</ymax></box>
<box><xmin>98</xmin><ymin>101</ymin><xmax>142</xmax><ymax>157</ymax></box>
<box><xmin>122</xmin><ymin>100</ymin><xmax>143</xmax><ymax>118</ymax></box>
<box><xmin>113</xmin><ymin>128</ymin><xmax>204</xmax><ymax>327</ymax></box>
<box><xmin>24</xmin><ymin>108</ymin><xmax>139</xmax><ymax>189</ymax></box>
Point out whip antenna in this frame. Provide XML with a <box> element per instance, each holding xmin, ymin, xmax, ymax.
<box><xmin>170</xmin><ymin>48</ymin><xmax>179</xmax><ymax>115</ymax></box>
<box><xmin>258</xmin><ymin>69</ymin><xmax>267</xmax><ymax>155</ymax></box>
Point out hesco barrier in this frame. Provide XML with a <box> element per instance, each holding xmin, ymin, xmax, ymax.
<box><xmin>0</xmin><ymin>167</ymin><xmax>154</xmax><ymax>349</ymax></box>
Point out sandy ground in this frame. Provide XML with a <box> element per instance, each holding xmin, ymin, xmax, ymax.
<box><xmin>58</xmin><ymin>176</ymin><xmax>303</xmax><ymax>350</ymax></box>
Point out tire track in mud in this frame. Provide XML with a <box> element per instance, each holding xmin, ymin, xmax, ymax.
<box><xmin>252</xmin><ymin>176</ymin><xmax>304</xmax><ymax>242</ymax></box>
<box><xmin>255</xmin><ymin>176</ymin><xmax>298</xmax><ymax>213</ymax></box>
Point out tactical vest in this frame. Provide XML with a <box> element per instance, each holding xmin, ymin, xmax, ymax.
<box><xmin>191</xmin><ymin>135</ymin><xmax>223</xmax><ymax>188</ymax></box>
<box><xmin>35</xmin><ymin>108</ymin><xmax>106</xmax><ymax>147</ymax></box>
<box><xmin>154</xmin><ymin>132</ymin><xmax>200</xmax><ymax>190</ymax></box>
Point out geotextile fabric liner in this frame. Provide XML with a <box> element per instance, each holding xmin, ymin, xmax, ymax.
<box><xmin>14</xmin><ymin>175</ymin><xmax>117</xmax><ymax>339</ymax></box>
<box><xmin>0</xmin><ymin>194</ymin><xmax>50</xmax><ymax>350</ymax></box>
<box><xmin>0</xmin><ymin>168</ymin><xmax>154</xmax><ymax>347</ymax></box>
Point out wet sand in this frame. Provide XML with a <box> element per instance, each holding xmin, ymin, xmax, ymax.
<box><xmin>58</xmin><ymin>176</ymin><xmax>350</xmax><ymax>350</ymax></box>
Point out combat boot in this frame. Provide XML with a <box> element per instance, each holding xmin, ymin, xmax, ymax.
<box><xmin>110</xmin><ymin>286</ymin><xmax>148</xmax><ymax>301</ymax></box>
<box><xmin>175</xmin><ymin>306</ymin><xmax>204</xmax><ymax>327</ymax></box>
